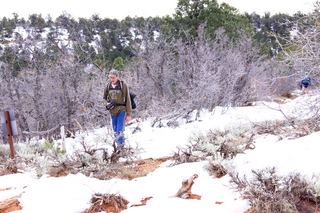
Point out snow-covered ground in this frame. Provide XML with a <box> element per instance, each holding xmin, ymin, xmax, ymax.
<box><xmin>1</xmin><ymin>90</ymin><xmax>320</xmax><ymax>213</ymax></box>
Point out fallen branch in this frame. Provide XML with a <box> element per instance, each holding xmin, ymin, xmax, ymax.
<box><xmin>0</xmin><ymin>195</ymin><xmax>22</xmax><ymax>213</ymax></box>
<box><xmin>175</xmin><ymin>174</ymin><xmax>199</xmax><ymax>199</ymax></box>
<box><xmin>22</xmin><ymin>124</ymin><xmax>66</xmax><ymax>135</ymax></box>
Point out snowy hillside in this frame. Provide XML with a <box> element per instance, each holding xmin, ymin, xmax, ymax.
<box><xmin>1</xmin><ymin>90</ymin><xmax>320</xmax><ymax>213</ymax></box>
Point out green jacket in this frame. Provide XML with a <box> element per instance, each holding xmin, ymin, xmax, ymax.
<box><xmin>103</xmin><ymin>80</ymin><xmax>132</xmax><ymax>117</ymax></box>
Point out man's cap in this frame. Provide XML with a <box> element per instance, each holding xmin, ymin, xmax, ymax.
<box><xmin>108</xmin><ymin>69</ymin><xmax>119</xmax><ymax>77</ymax></box>
<box><xmin>305</xmin><ymin>71</ymin><xmax>309</xmax><ymax>74</ymax></box>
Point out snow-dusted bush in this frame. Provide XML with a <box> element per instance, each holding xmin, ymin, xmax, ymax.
<box><xmin>170</xmin><ymin>125</ymin><xmax>254</xmax><ymax>168</ymax></box>
<box><xmin>191</xmin><ymin>125</ymin><xmax>253</xmax><ymax>159</ymax></box>
<box><xmin>0</xmin><ymin>128</ymin><xmax>143</xmax><ymax>178</ymax></box>
<box><xmin>205</xmin><ymin>158</ymin><xmax>228</xmax><ymax>178</ymax></box>
<box><xmin>0</xmin><ymin>144</ymin><xmax>11</xmax><ymax>159</ymax></box>
<box><xmin>229</xmin><ymin>167</ymin><xmax>320</xmax><ymax>212</ymax></box>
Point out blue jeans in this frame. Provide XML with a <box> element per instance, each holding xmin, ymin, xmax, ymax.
<box><xmin>111</xmin><ymin>111</ymin><xmax>126</xmax><ymax>148</ymax></box>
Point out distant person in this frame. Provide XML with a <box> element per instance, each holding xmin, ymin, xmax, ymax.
<box><xmin>300</xmin><ymin>71</ymin><xmax>313</xmax><ymax>94</ymax></box>
<box><xmin>103</xmin><ymin>69</ymin><xmax>132</xmax><ymax>149</ymax></box>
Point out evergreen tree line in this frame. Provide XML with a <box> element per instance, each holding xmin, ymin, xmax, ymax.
<box><xmin>0</xmin><ymin>0</ymin><xmax>318</xmax><ymax>142</ymax></box>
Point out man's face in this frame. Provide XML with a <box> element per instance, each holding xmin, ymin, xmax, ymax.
<box><xmin>109</xmin><ymin>76</ymin><xmax>119</xmax><ymax>84</ymax></box>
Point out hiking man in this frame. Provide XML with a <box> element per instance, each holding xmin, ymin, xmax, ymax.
<box><xmin>103</xmin><ymin>69</ymin><xmax>132</xmax><ymax>149</ymax></box>
<box><xmin>300</xmin><ymin>71</ymin><xmax>313</xmax><ymax>94</ymax></box>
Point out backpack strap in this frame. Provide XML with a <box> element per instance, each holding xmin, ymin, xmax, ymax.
<box><xmin>106</xmin><ymin>82</ymin><xmax>111</xmax><ymax>102</ymax></box>
<box><xmin>119</xmin><ymin>80</ymin><xmax>123</xmax><ymax>90</ymax></box>
<box><xmin>119</xmin><ymin>81</ymin><xmax>125</xmax><ymax>102</ymax></box>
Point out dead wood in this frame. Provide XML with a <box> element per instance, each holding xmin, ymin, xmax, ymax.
<box><xmin>0</xmin><ymin>195</ymin><xmax>22</xmax><ymax>213</ymax></box>
<box><xmin>175</xmin><ymin>174</ymin><xmax>199</xmax><ymax>199</ymax></box>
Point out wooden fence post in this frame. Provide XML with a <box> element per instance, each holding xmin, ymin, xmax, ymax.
<box><xmin>4</xmin><ymin>111</ymin><xmax>15</xmax><ymax>159</ymax></box>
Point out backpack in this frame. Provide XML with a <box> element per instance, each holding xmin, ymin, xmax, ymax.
<box><xmin>301</xmin><ymin>77</ymin><xmax>311</xmax><ymax>86</ymax></box>
<box><xmin>106</xmin><ymin>81</ymin><xmax>136</xmax><ymax>110</ymax></box>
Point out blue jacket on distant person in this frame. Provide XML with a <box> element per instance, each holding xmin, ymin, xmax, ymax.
<box><xmin>300</xmin><ymin>71</ymin><xmax>313</xmax><ymax>88</ymax></box>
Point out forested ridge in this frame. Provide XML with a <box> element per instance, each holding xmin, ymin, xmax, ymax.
<box><xmin>0</xmin><ymin>0</ymin><xmax>319</xmax><ymax>142</ymax></box>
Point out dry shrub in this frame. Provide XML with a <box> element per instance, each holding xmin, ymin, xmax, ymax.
<box><xmin>0</xmin><ymin>157</ymin><xmax>17</xmax><ymax>175</ymax></box>
<box><xmin>206</xmin><ymin>160</ymin><xmax>227</xmax><ymax>178</ymax></box>
<box><xmin>85</xmin><ymin>193</ymin><xmax>129</xmax><ymax>213</ymax></box>
<box><xmin>170</xmin><ymin>125</ymin><xmax>253</xmax><ymax>168</ymax></box>
<box><xmin>229</xmin><ymin>167</ymin><xmax>320</xmax><ymax>213</ymax></box>
<box><xmin>170</xmin><ymin>144</ymin><xmax>206</xmax><ymax>166</ymax></box>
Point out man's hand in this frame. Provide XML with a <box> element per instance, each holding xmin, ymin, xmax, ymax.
<box><xmin>125</xmin><ymin>116</ymin><xmax>131</xmax><ymax>123</ymax></box>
